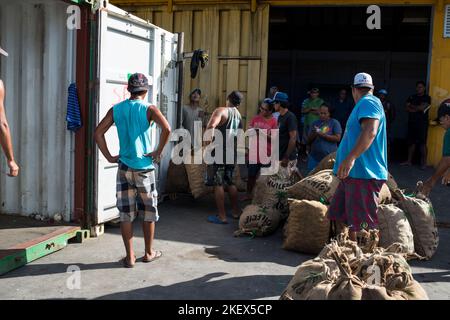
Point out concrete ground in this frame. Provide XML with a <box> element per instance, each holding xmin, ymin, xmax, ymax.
<box><xmin>0</xmin><ymin>163</ymin><xmax>449</xmax><ymax>300</ymax></box>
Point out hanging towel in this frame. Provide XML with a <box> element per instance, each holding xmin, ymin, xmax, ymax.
<box><xmin>66</xmin><ymin>83</ymin><xmax>82</xmax><ymax>131</ymax></box>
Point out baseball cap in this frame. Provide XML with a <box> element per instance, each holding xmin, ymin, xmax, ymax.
<box><xmin>378</xmin><ymin>89</ymin><xmax>388</xmax><ymax>95</ymax></box>
<box><xmin>436</xmin><ymin>99</ymin><xmax>450</xmax><ymax>121</ymax></box>
<box><xmin>0</xmin><ymin>46</ymin><xmax>8</xmax><ymax>57</ymax></box>
<box><xmin>272</xmin><ymin>92</ymin><xmax>289</xmax><ymax>103</ymax></box>
<box><xmin>352</xmin><ymin>72</ymin><xmax>374</xmax><ymax>89</ymax></box>
<box><xmin>127</xmin><ymin>73</ymin><xmax>149</xmax><ymax>93</ymax></box>
<box><xmin>190</xmin><ymin>88</ymin><xmax>201</xmax><ymax>96</ymax></box>
<box><xmin>263</xmin><ymin>98</ymin><xmax>274</xmax><ymax>104</ymax></box>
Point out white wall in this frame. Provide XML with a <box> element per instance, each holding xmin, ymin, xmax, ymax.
<box><xmin>0</xmin><ymin>0</ymin><xmax>76</xmax><ymax>221</ymax></box>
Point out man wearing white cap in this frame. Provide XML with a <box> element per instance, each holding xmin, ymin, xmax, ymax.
<box><xmin>328</xmin><ymin>72</ymin><xmax>387</xmax><ymax>241</ymax></box>
<box><xmin>0</xmin><ymin>46</ymin><xmax>19</xmax><ymax>177</ymax></box>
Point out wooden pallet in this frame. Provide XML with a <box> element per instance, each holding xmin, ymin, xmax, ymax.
<box><xmin>0</xmin><ymin>226</ymin><xmax>81</xmax><ymax>276</ymax></box>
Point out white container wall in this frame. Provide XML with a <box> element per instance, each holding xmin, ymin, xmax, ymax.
<box><xmin>0</xmin><ymin>0</ymin><xmax>76</xmax><ymax>221</ymax></box>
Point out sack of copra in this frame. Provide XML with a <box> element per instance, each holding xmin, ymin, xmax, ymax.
<box><xmin>166</xmin><ymin>160</ymin><xmax>190</xmax><ymax>194</ymax></box>
<box><xmin>308</xmin><ymin>152</ymin><xmax>336</xmax><ymax>176</ymax></box>
<box><xmin>252</xmin><ymin>162</ymin><xmax>301</xmax><ymax>219</ymax></box>
<box><xmin>234</xmin><ymin>205</ymin><xmax>281</xmax><ymax>237</ymax></box>
<box><xmin>287</xmin><ymin>169</ymin><xmax>340</xmax><ymax>204</ymax></box>
<box><xmin>283</xmin><ymin>200</ymin><xmax>330</xmax><ymax>254</ymax></box>
<box><xmin>395</xmin><ymin>190</ymin><xmax>438</xmax><ymax>259</ymax></box>
<box><xmin>377</xmin><ymin>204</ymin><xmax>414</xmax><ymax>254</ymax></box>
<box><xmin>185</xmin><ymin>163</ymin><xmax>213</xmax><ymax>199</ymax></box>
<box><xmin>279</xmin><ymin>258</ymin><xmax>340</xmax><ymax>300</ymax></box>
<box><xmin>378</xmin><ymin>183</ymin><xmax>392</xmax><ymax>204</ymax></box>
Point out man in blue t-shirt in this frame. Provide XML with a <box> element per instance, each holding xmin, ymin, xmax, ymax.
<box><xmin>328</xmin><ymin>72</ymin><xmax>387</xmax><ymax>241</ymax></box>
<box><xmin>306</xmin><ymin>103</ymin><xmax>342</xmax><ymax>172</ymax></box>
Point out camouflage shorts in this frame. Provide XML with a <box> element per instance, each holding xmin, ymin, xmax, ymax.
<box><xmin>205</xmin><ymin>164</ymin><xmax>235</xmax><ymax>187</ymax></box>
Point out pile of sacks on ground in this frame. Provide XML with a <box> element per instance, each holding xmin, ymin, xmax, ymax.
<box><xmin>279</xmin><ymin>228</ymin><xmax>429</xmax><ymax>300</ymax></box>
<box><xmin>236</xmin><ymin>152</ymin><xmax>439</xmax><ymax>260</ymax></box>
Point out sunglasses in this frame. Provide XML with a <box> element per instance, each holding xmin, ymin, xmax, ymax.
<box><xmin>260</xmin><ymin>106</ymin><xmax>270</xmax><ymax>112</ymax></box>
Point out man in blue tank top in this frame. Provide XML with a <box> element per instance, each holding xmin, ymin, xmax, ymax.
<box><xmin>95</xmin><ymin>73</ymin><xmax>171</xmax><ymax>268</ymax></box>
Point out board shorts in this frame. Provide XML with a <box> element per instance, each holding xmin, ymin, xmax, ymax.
<box><xmin>116</xmin><ymin>162</ymin><xmax>159</xmax><ymax>223</ymax></box>
<box><xmin>327</xmin><ymin>178</ymin><xmax>385</xmax><ymax>232</ymax></box>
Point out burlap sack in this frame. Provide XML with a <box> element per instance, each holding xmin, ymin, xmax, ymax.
<box><xmin>308</xmin><ymin>152</ymin><xmax>336</xmax><ymax>176</ymax></box>
<box><xmin>386</xmin><ymin>172</ymin><xmax>399</xmax><ymax>193</ymax></box>
<box><xmin>377</xmin><ymin>204</ymin><xmax>414</xmax><ymax>254</ymax></box>
<box><xmin>303</xmin><ymin>280</ymin><xmax>335</xmax><ymax>300</ymax></box>
<box><xmin>396</xmin><ymin>191</ymin><xmax>438</xmax><ymax>259</ymax></box>
<box><xmin>385</xmin><ymin>272</ymin><xmax>429</xmax><ymax>300</ymax></box>
<box><xmin>327</xmin><ymin>253</ymin><xmax>365</xmax><ymax>300</ymax></box>
<box><xmin>361</xmin><ymin>285</ymin><xmax>406</xmax><ymax>300</ymax></box>
<box><xmin>184</xmin><ymin>163</ymin><xmax>214</xmax><ymax>199</ymax></box>
<box><xmin>280</xmin><ymin>258</ymin><xmax>340</xmax><ymax>300</ymax></box>
<box><xmin>287</xmin><ymin>169</ymin><xmax>340</xmax><ymax>204</ymax></box>
<box><xmin>252</xmin><ymin>164</ymin><xmax>301</xmax><ymax>219</ymax></box>
<box><xmin>234</xmin><ymin>205</ymin><xmax>281</xmax><ymax>237</ymax></box>
<box><xmin>283</xmin><ymin>200</ymin><xmax>330</xmax><ymax>254</ymax></box>
<box><xmin>379</xmin><ymin>183</ymin><xmax>392</xmax><ymax>204</ymax></box>
<box><xmin>165</xmin><ymin>161</ymin><xmax>190</xmax><ymax>194</ymax></box>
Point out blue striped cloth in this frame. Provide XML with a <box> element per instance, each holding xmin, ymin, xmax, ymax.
<box><xmin>66</xmin><ymin>83</ymin><xmax>82</xmax><ymax>131</ymax></box>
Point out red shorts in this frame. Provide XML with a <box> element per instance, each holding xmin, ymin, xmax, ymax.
<box><xmin>327</xmin><ymin>178</ymin><xmax>385</xmax><ymax>232</ymax></box>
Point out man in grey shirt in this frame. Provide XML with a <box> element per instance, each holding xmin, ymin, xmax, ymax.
<box><xmin>182</xmin><ymin>88</ymin><xmax>205</xmax><ymax>148</ymax></box>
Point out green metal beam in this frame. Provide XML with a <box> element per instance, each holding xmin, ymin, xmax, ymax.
<box><xmin>0</xmin><ymin>228</ymin><xmax>80</xmax><ymax>276</ymax></box>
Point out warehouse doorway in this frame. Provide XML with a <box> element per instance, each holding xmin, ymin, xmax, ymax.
<box><xmin>267</xmin><ymin>6</ymin><xmax>432</xmax><ymax>161</ymax></box>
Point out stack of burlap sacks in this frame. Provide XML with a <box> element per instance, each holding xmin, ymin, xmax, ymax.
<box><xmin>235</xmin><ymin>161</ymin><xmax>302</xmax><ymax>238</ymax></box>
<box><xmin>280</xmin><ymin>229</ymin><xmax>429</xmax><ymax>300</ymax></box>
<box><xmin>282</xmin><ymin>152</ymin><xmax>438</xmax><ymax>260</ymax></box>
<box><xmin>278</xmin><ymin>152</ymin><xmax>439</xmax><ymax>300</ymax></box>
<box><xmin>166</xmin><ymin>157</ymin><xmax>247</xmax><ymax>197</ymax></box>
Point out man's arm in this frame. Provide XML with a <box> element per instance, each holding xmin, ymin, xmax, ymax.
<box><xmin>146</xmin><ymin>105</ymin><xmax>171</xmax><ymax>161</ymax></box>
<box><xmin>206</xmin><ymin>108</ymin><xmax>225</xmax><ymax>130</ymax></box>
<box><xmin>406</xmin><ymin>102</ymin><xmax>417</xmax><ymax>113</ymax></box>
<box><xmin>94</xmin><ymin>108</ymin><xmax>119</xmax><ymax>163</ymax></box>
<box><xmin>421</xmin><ymin>156</ymin><xmax>450</xmax><ymax>196</ymax></box>
<box><xmin>337</xmin><ymin>118</ymin><xmax>379</xmax><ymax>179</ymax></box>
<box><xmin>0</xmin><ymin>80</ymin><xmax>19</xmax><ymax>176</ymax></box>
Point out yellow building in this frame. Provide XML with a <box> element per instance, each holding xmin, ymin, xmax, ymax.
<box><xmin>112</xmin><ymin>0</ymin><xmax>450</xmax><ymax>166</ymax></box>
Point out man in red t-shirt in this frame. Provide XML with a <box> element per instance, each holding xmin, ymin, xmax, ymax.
<box><xmin>243</xmin><ymin>98</ymin><xmax>278</xmax><ymax>200</ymax></box>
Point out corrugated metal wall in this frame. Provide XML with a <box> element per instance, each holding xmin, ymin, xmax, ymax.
<box><xmin>120</xmin><ymin>4</ymin><xmax>269</xmax><ymax>127</ymax></box>
<box><xmin>0</xmin><ymin>1</ymin><xmax>76</xmax><ymax>221</ymax></box>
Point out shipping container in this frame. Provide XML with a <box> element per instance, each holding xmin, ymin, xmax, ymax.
<box><xmin>0</xmin><ymin>0</ymin><xmax>181</xmax><ymax>228</ymax></box>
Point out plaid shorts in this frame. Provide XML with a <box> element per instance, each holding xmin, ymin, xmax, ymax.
<box><xmin>327</xmin><ymin>178</ymin><xmax>385</xmax><ymax>232</ymax></box>
<box><xmin>116</xmin><ymin>162</ymin><xmax>159</xmax><ymax>223</ymax></box>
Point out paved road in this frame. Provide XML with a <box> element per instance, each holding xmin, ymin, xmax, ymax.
<box><xmin>0</xmin><ymin>163</ymin><xmax>448</xmax><ymax>300</ymax></box>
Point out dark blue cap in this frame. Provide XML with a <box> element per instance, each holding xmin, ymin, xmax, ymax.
<box><xmin>272</xmin><ymin>92</ymin><xmax>289</xmax><ymax>103</ymax></box>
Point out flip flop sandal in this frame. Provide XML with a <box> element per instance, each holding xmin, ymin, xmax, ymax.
<box><xmin>121</xmin><ymin>257</ymin><xmax>135</xmax><ymax>268</ymax></box>
<box><xmin>207</xmin><ymin>215</ymin><xmax>228</xmax><ymax>224</ymax></box>
<box><xmin>142</xmin><ymin>250</ymin><xmax>163</xmax><ymax>263</ymax></box>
